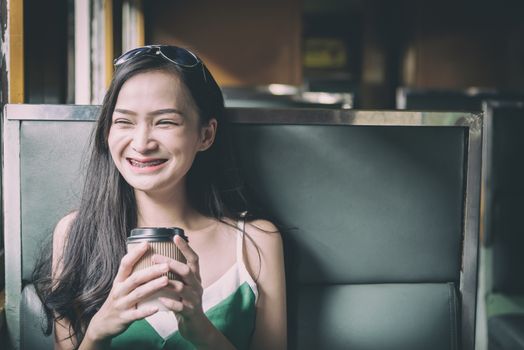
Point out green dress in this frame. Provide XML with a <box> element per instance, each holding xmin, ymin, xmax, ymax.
<box><xmin>110</xmin><ymin>220</ymin><xmax>258</xmax><ymax>349</ymax></box>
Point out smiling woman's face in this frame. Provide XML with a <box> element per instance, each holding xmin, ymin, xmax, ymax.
<box><xmin>108</xmin><ymin>69</ymin><xmax>210</xmax><ymax>195</ymax></box>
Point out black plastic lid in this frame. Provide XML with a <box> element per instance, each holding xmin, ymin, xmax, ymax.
<box><xmin>127</xmin><ymin>227</ymin><xmax>188</xmax><ymax>243</ymax></box>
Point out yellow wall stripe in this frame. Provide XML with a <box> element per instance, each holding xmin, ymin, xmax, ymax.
<box><xmin>9</xmin><ymin>0</ymin><xmax>24</xmax><ymax>103</ymax></box>
<box><xmin>104</xmin><ymin>0</ymin><xmax>114</xmax><ymax>88</ymax></box>
<box><xmin>136</xmin><ymin>0</ymin><xmax>145</xmax><ymax>46</ymax></box>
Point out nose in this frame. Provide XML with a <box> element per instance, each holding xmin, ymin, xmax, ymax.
<box><xmin>130</xmin><ymin>125</ymin><xmax>158</xmax><ymax>154</ymax></box>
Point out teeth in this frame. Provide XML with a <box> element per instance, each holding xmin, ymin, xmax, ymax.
<box><xmin>129</xmin><ymin>159</ymin><xmax>166</xmax><ymax>168</ymax></box>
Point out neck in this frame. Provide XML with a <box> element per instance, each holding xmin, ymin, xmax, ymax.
<box><xmin>134</xmin><ymin>184</ymin><xmax>197</xmax><ymax>228</ymax></box>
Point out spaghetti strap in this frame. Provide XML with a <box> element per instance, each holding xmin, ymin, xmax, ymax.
<box><xmin>236</xmin><ymin>215</ymin><xmax>246</xmax><ymax>264</ymax></box>
<box><xmin>234</xmin><ymin>212</ymin><xmax>258</xmax><ymax>298</ymax></box>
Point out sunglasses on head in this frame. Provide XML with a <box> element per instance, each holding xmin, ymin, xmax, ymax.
<box><xmin>113</xmin><ymin>45</ymin><xmax>202</xmax><ymax>68</ymax></box>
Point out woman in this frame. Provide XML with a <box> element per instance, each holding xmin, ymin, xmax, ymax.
<box><xmin>34</xmin><ymin>45</ymin><xmax>286</xmax><ymax>349</ymax></box>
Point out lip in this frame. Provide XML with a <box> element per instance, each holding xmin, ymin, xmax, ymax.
<box><xmin>126</xmin><ymin>157</ymin><xmax>168</xmax><ymax>173</ymax></box>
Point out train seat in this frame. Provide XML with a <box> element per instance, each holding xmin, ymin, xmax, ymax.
<box><xmin>3</xmin><ymin>105</ymin><xmax>481</xmax><ymax>349</ymax></box>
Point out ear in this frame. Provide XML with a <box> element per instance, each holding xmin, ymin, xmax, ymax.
<box><xmin>199</xmin><ymin>118</ymin><xmax>217</xmax><ymax>151</ymax></box>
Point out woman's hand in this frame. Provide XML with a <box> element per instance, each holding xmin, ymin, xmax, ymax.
<box><xmin>152</xmin><ymin>236</ymin><xmax>221</xmax><ymax>348</ymax></box>
<box><xmin>84</xmin><ymin>242</ymin><xmax>170</xmax><ymax>344</ymax></box>
<box><xmin>152</xmin><ymin>236</ymin><xmax>205</xmax><ymax>335</ymax></box>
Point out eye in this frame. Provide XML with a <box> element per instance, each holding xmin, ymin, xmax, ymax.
<box><xmin>157</xmin><ymin>119</ymin><xmax>181</xmax><ymax>126</ymax></box>
<box><xmin>113</xmin><ymin>118</ymin><xmax>133</xmax><ymax>125</ymax></box>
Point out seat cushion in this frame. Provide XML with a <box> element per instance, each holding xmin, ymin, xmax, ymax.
<box><xmin>488</xmin><ymin>314</ymin><xmax>524</xmax><ymax>350</ymax></box>
<box><xmin>20</xmin><ymin>284</ymin><xmax>54</xmax><ymax>350</ymax></box>
<box><xmin>289</xmin><ymin>283</ymin><xmax>459</xmax><ymax>350</ymax></box>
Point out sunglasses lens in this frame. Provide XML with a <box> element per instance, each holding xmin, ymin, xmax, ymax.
<box><xmin>114</xmin><ymin>46</ymin><xmax>200</xmax><ymax>69</ymax></box>
<box><xmin>114</xmin><ymin>47</ymin><xmax>150</xmax><ymax>66</ymax></box>
<box><xmin>161</xmin><ymin>46</ymin><xmax>199</xmax><ymax>67</ymax></box>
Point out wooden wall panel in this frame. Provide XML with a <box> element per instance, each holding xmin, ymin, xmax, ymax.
<box><xmin>146</xmin><ymin>0</ymin><xmax>302</xmax><ymax>87</ymax></box>
<box><xmin>400</xmin><ymin>0</ymin><xmax>524</xmax><ymax>90</ymax></box>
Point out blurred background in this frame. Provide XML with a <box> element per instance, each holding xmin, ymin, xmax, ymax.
<box><xmin>4</xmin><ymin>0</ymin><xmax>524</xmax><ymax>109</ymax></box>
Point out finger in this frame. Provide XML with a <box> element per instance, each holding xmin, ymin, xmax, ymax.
<box><xmin>158</xmin><ymin>297</ymin><xmax>184</xmax><ymax>313</ymax></box>
<box><xmin>121</xmin><ymin>305</ymin><xmax>159</xmax><ymax>322</ymax></box>
<box><xmin>153</xmin><ymin>256</ymin><xmax>200</xmax><ymax>287</ymax></box>
<box><xmin>174</xmin><ymin>235</ymin><xmax>201</xmax><ymax>280</ymax></box>
<box><xmin>120</xmin><ymin>275</ymin><xmax>170</xmax><ymax>308</ymax></box>
<box><xmin>115</xmin><ymin>242</ymin><xmax>149</xmax><ymax>283</ymax></box>
<box><xmin>153</xmin><ymin>255</ymin><xmax>198</xmax><ymax>285</ymax></box>
<box><xmin>165</xmin><ymin>280</ymin><xmax>198</xmax><ymax>304</ymax></box>
<box><xmin>166</xmin><ymin>279</ymin><xmax>185</xmax><ymax>293</ymax></box>
<box><xmin>115</xmin><ymin>263</ymin><xmax>170</xmax><ymax>297</ymax></box>
<box><xmin>151</xmin><ymin>254</ymin><xmax>174</xmax><ymax>265</ymax></box>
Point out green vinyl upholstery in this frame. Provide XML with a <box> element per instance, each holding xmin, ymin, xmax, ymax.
<box><xmin>19</xmin><ymin>121</ymin><xmax>93</xmax><ymax>350</ymax></box>
<box><xmin>230</xmin><ymin>123</ymin><xmax>467</xmax><ymax>350</ymax></box>
<box><xmin>3</xmin><ymin>105</ymin><xmax>480</xmax><ymax>350</ymax></box>
<box><xmin>483</xmin><ymin>101</ymin><xmax>524</xmax><ymax>350</ymax></box>
<box><xmin>20</xmin><ymin>121</ymin><xmax>92</xmax><ymax>281</ymax></box>
<box><xmin>294</xmin><ymin>283</ymin><xmax>458</xmax><ymax>349</ymax></box>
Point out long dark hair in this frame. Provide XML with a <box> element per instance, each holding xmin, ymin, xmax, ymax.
<box><xmin>33</xmin><ymin>50</ymin><xmax>258</xmax><ymax>344</ymax></box>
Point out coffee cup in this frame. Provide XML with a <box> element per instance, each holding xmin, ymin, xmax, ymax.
<box><xmin>126</xmin><ymin>227</ymin><xmax>188</xmax><ymax>311</ymax></box>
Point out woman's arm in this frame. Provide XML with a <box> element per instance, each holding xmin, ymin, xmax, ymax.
<box><xmin>245</xmin><ymin>220</ymin><xmax>287</xmax><ymax>350</ymax></box>
<box><xmin>52</xmin><ymin>213</ymin><xmax>80</xmax><ymax>350</ymax></box>
<box><xmin>52</xmin><ymin>213</ymin><xmax>113</xmax><ymax>350</ymax></box>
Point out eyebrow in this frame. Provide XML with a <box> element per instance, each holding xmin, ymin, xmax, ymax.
<box><xmin>114</xmin><ymin>108</ymin><xmax>185</xmax><ymax>117</ymax></box>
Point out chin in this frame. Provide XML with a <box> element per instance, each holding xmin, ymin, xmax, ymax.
<box><xmin>128</xmin><ymin>181</ymin><xmax>165</xmax><ymax>193</ymax></box>
<box><xmin>125</xmin><ymin>177</ymin><xmax>182</xmax><ymax>196</ymax></box>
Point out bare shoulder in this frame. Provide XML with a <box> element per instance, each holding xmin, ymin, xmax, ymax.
<box><xmin>243</xmin><ymin>219</ymin><xmax>287</xmax><ymax>349</ymax></box>
<box><xmin>53</xmin><ymin>211</ymin><xmax>77</xmax><ymax>244</ymax></box>
<box><xmin>52</xmin><ymin>211</ymin><xmax>78</xmax><ymax>274</ymax></box>
<box><xmin>243</xmin><ymin>219</ymin><xmax>284</xmax><ymax>280</ymax></box>
<box><xmin>244</xmin><ymin>219</ymin><xmax>282</xmax><ymax>250</ymax></box>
